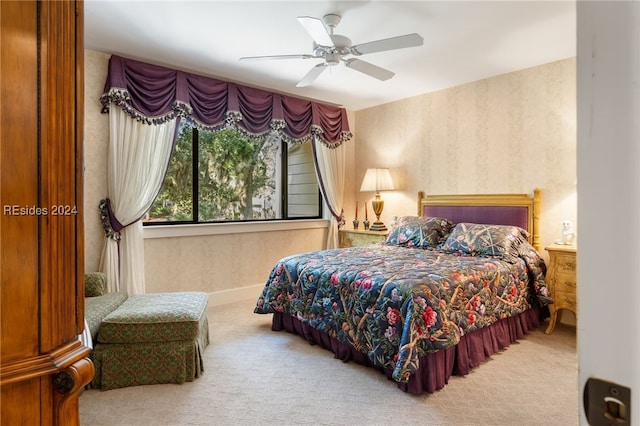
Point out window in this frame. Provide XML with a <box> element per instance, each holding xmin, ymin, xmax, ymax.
<box><xmin>145</xmin><ymin>123</ymin><xmax>321</xmax><ymax>224</ymax></box>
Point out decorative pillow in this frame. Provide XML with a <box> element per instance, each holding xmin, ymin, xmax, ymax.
<box><xmin>440</xmin><ymin>223</ymin><xmax>530</xmax><ymax>263</ymax></box>
<box><xmin>85</xmin><ymin>272</ymin><xmax>107</xmax><ymax>297</ymax></box>
<box><xmin>390</xmin><ymin>215</ymin><xmax>420</xmax><ymax>228</ymax></box>
<box><xmin>386</xmin><ymin>216</ymin><xmax>454</xmax><ymax>248</ymax></box>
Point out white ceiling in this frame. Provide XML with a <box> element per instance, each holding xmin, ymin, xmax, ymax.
<box><xmin>84</xmin><ymin>1</ymin><xmax>576</xmax><ymax>111</ymax></box>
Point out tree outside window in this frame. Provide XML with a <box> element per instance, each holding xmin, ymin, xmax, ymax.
<box><xmin>146</xmin><ymin>124</ymin><xmax>320</xmax><ymax>223</ymax></box>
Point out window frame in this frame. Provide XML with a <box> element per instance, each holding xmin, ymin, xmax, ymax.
<box><xmin>144</xmin><ymin>125</ymin><xmax>323</xmax><ymax>226</ymax></box>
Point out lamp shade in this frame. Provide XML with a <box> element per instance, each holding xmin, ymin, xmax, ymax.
<box><xmin>360</xmin><ymin>168</ymin><xmax>395</xmax><ymax>193</ymax></box>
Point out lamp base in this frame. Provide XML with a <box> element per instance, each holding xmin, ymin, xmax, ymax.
<box><xmin>369</xmin><ymin>221</ymin><xmax>387</xmax><ymax>232</ymax></box>
<box><xmin>369</xmin><ymin>195</ymin><xmax>387</xmax><ymax>232</ymax></box>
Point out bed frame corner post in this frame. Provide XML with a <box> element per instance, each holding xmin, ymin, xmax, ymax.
<box><xmin>533</xmin><ymin>188</ymin><xmax>541</xmax><ymax>251</ymax></box>
<box><xmin>417</xmin><ymin>191</ymin><xmax>425</xmax><ymax>215</ymax></box>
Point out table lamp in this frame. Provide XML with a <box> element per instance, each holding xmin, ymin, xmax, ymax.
<box><xmin>360</xmin><ymin>168</ymin><xmax>395</xmax><ymax>231</ymax></box>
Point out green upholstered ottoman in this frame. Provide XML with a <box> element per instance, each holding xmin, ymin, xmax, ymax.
<box><xmin>91</xmin><ymin>291</ymin><xmax>210</xmax><ymax>390</ymax></box>
<box><xmin>85</xmin><ymin>291</ymin><xmax>129</xmax><ymax>343</ymax></box>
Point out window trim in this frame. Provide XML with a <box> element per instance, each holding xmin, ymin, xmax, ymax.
<box><xmin>143</xmin><ymin>218</ymin><xmax>330</xmax><ymax>239</ymax></box>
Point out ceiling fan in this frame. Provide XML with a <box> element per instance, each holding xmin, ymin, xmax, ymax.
<box><xmin>239</xmin><ymin>13</ymin><xmax>424</xmax><ymax>87</ymax></box>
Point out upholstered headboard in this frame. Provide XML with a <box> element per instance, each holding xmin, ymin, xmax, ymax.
<box><xmin>418</xmin><ymin>189</ymin><xmax>541</xmax><ymax>251</ymax></box>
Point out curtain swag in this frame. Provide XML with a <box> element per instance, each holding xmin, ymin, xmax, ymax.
<box><xmin>100</xmin><ymin>55</ymin><xmax>352</xmax><ymax>147</ymax></box>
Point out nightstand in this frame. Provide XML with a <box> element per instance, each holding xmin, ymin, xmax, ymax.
<box><xmin>544</xmin><ymin>243</ymin><xmax>577</xmax><ymax>334</ymax></box>
<box><xmin>339</xmin><ymin>228</ymin><xmax>387</xmax><ymax>248</ymax></box>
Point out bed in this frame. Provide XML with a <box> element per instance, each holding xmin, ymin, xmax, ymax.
<box><xmin>254</xmin><ymin>189</ymin><xmax>551</xmax><ymax>394</ymax></box>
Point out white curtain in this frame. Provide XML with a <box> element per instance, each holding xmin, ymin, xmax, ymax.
<box><xmin>100</xmin><ymin>107</ymin><xmax>177</xmax><ymax>294</ymax></box>
<box><xmin>313</xmin><ymin>136</ymin><xmax>346</xmax><ymax>249</ymax></box>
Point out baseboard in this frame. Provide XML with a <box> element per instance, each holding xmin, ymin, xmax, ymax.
<box><xmin>207</xmin><ymin>284</ymin><xmax>264</xmax><ymax>307</ymax></box>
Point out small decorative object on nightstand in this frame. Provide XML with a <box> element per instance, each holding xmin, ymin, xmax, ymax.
<box><xmin>363</xmin><ymin>201</ymin><xmax>370</xmax><ymax>230</ymax></box>
<box><xmin>339</xmin><ymin>228</ymin><xmax>387</xmax><ymax>248</ymax></box>
<box><xmin>544</xmin><ymin>243</ymin><xmax>577</xmax><ymax>334</ymax></box>
<box><xmin>556</xmin><ymin>219</ymin><xmax>576</xmax><ymax>245</ymax></box>
<box><xmin>353</xmin><ymin>202</ymin><xmax>359</xmax><ymax>229</ymax></box>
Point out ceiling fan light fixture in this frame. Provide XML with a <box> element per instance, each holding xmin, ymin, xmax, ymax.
<box><xmin>326</xmin><ymin>53</ymin><xmax>340</xmax><ymax>66</ymax></box>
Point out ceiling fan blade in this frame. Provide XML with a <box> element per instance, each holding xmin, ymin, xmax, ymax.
<box><xmin>296</xmin><ymin>63</ymin><xmax>328</xmax><ymax>87</ymax></box>
<box><xmin>344</xmin><ymin>58</ymin><xmax>395</xmax><ymax>81</ymax></box>
<box><xmin>351</xmin><ymin>33</ymin><xmax>423</xmax><ymax>56</ymax></box>
<box><xmin>240</xmin><ymin>54</ymin><xmax>318</xmax><ymax>61</ymax></box>
<box><xmin>297</xmin><ymin>16</ymin><xmax>334</xmax><ymax>47</ymax></box>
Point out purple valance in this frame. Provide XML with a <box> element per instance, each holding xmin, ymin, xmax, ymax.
<box><xmin>100</xmin><ymin>55</ymin><xmax>352</xmax><ymax>147</ymax></box>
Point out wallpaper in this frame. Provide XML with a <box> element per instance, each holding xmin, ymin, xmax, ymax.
<box><xmin>84</xmin><ymin>50</ymin><xmax>110</xmax><ymax>273</ymax></box>
<box><xmin>349</xmin><ymin>58</ymin><xmax>577</xmax><ymax>260</ymax></box>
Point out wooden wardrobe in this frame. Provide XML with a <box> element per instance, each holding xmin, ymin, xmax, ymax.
<box><xmin>1</xmin><ymin>1</ymin><xmax>92</xmax><ymax>424</ymax></box>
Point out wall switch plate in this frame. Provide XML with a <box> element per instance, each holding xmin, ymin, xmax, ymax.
<box><xmin>584</xmin><ymin>378</ymin><xmax>631</xmax><ymax>425</ymax></box>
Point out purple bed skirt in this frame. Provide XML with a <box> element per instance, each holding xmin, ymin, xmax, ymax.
<box><xmin>271</xmin><ymin>307</ymin><xmax>545</xmax><ymax>394</ymax></box>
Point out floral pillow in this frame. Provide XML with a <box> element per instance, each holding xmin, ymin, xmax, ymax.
<box><xmin>440</xmin><ymin>222</ymin><xmax>530</xmax><ymax>263</ymax></box>
<box><xmin>386</xmin><ymin>216</ymin><xmax>454</xmax><ymax>249</ymax></box>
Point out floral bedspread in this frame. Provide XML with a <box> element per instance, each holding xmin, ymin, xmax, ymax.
<box><xmin>254</xmin><ymin>242</ymin><xmax>550</xmax><ymax>383</ymax></box>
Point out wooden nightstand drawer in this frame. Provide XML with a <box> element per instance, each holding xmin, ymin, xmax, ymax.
<box><xmin>339</xmin><ymin>229</ymin><xmax>387</xmax><ymax>248</ymax></box>
<box><xmin>554</xmin><ymin>272</ymin><xmax>577</xmax><ymax>292</ymax></box>
<box><xmin>555</xmin><ymin>255</ymin><xmax>576</xmax><ymax>273</ymax></box>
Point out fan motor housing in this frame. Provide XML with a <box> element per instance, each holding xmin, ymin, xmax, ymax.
<box><xmin>314</xmin><ymin>34</ymin><xmax>352</xmax><ymax>58</ymax></box>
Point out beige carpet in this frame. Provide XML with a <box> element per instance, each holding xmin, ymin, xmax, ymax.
<box><xmin>80</xmin><ymin>298</ymin><xmax>578</xmax><ymax>426</ymax></box>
